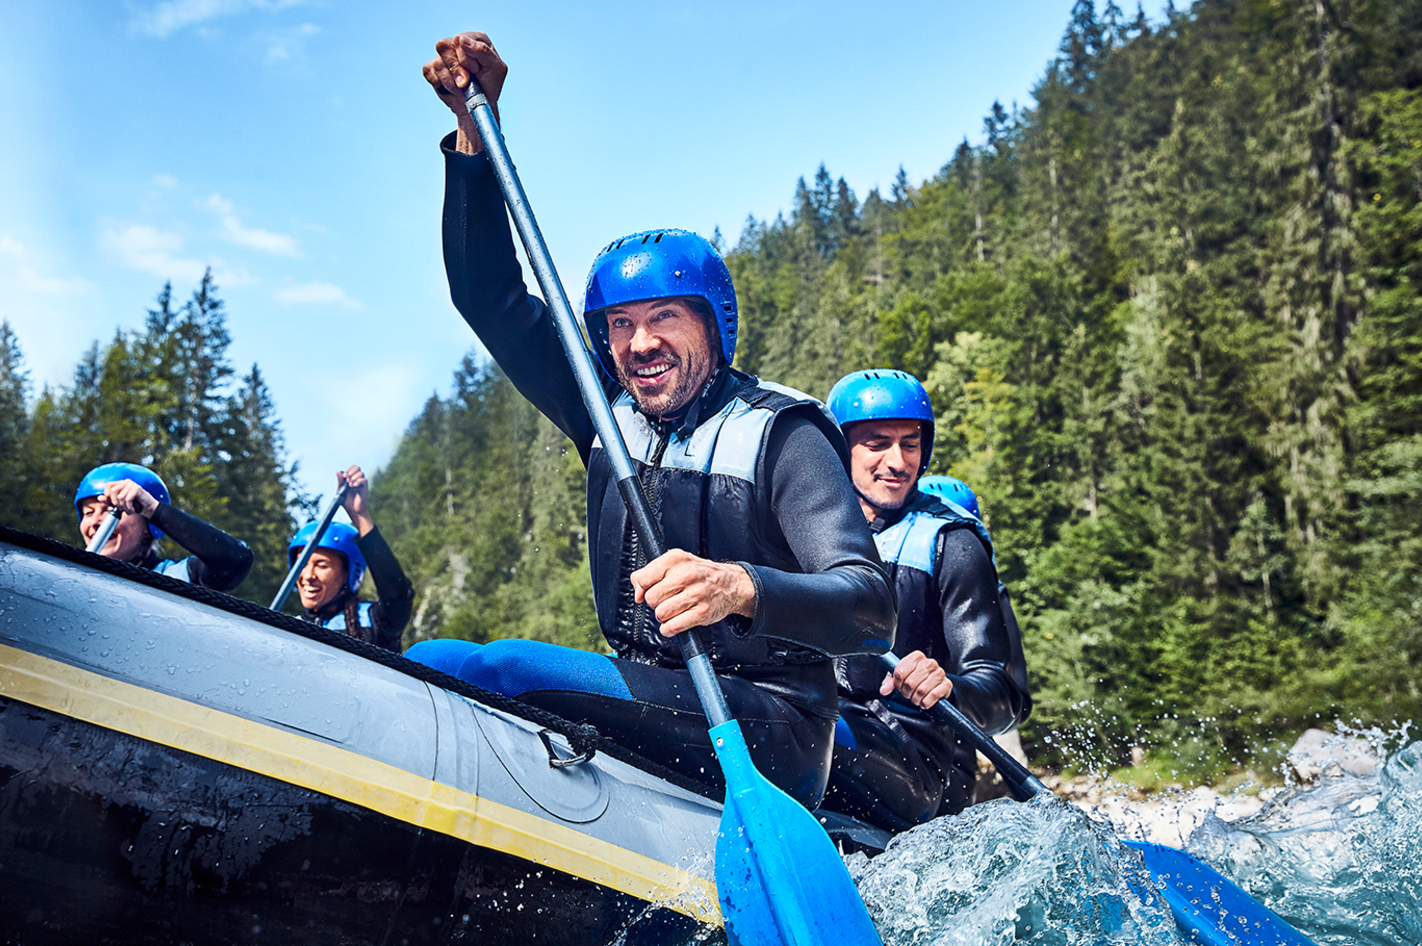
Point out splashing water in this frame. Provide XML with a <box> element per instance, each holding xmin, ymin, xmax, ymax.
<box><xmin>846</xmin><ymin>739</ymin><xmax>1422</xmax><ymax>945</ymax></box>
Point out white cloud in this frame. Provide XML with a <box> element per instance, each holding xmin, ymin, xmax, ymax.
<box><xmin>201</xmin><ymin>193</ymin><xmax>299</xmax><ymax>256</ymax></box>
<box><xmin>265</xmin><ymin>23</ymin><xmax>320</xmax><ymax>62</ymax></box>
<box><xmin>0</xmin><ymin>235</ymin><xmax>91</xmax><ymax>295</ymax></box>
<box><xmin>152</xmin><ymin>173</ymin><xmax>180</xmax><ymax>189</ymax></box>
<box><xmin>100</xmin><ymin>220</ymin><xmax>211</xmax><ymax>283</ymax></box>
<box><xmin>273</xmin><ymin>281</ymin><xmax>362</xmax><ymax>308</ymax></box>
<box><xmin>130</xmin><ymin>0</ymin><xmax>306</xmax><ymax>39</ymax></box>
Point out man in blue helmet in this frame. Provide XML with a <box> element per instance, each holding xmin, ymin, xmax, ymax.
<box><xmin>411</xmin><ymin>33</ymin><xmax>895</xmax><ymax>807</ymax></box>
<box><xmin>75</xmin><ymin>462</ymin><xmax>253</xmax><ymax>592</ymax></box>
<box><xmin>821</xmin><ymin>370</ymin><xmax>1030</xmax><ymax>830</ymax></box>
<box><xmin>287</xmin><ymin>465</ymin><xmax>413</xmax><ymax>652</ymax></box>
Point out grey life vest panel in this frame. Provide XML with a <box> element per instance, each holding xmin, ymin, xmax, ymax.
<box><xmin>586</xmin><ymin>374</ymin><xmax>849</xmax><ymax>672</ymax></box>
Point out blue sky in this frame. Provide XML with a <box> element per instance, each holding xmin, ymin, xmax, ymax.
<box><xmin>0</xmin><ymin>0</ymin><xmax>1167</xmax><ymax>504</ymax></box>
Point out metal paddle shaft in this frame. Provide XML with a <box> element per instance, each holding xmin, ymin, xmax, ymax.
<box><xmin>270</xmin><ymin>485</ymin><xmax>350</xmax><ymax>611</ymax></box>
<box><xmin>877</xmin><ymin>652</ymin><xmax>1047</xmax><ymax>800</ymax></box>
<box><xmin>85</xmin><ymin>510</ymin><xmax>122</xmax><ymax>554</ymax></box>
<box><xmin>877</xmin><ymin>652</ymin><xmax>1318</xmax><ymax>946</ymax></box>
<box><xmin>463</xmin><ymin>78</ymin><xmax>882</xmax><ymax>946</ymax></box>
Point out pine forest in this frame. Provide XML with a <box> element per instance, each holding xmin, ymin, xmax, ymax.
<box><xmin>2</xmin><ymin>0</ymin><xmax>1420</xmax><ymax>780</ymax></box>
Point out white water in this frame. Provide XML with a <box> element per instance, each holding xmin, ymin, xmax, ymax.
<box><xmin>847</xmin><ymin>736</ymin><xmax>1422</xmax><ymax>945</ymax></box>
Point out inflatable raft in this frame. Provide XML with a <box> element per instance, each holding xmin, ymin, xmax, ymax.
<box><xmin>0</xmin><ymin>527</ymin><xmax>886</xmax><ymax>944</ymax></box>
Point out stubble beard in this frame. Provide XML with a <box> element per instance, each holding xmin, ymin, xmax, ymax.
<box><xmin>616</xmin><ymin>346</ymin><xmax>714</xmax><ymax>418</ymax></box>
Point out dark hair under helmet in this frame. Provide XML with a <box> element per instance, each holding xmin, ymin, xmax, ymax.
<box><xmin>582</xmin><ymin>229</ymin><xmax>737</xmax><ymax>378</ymax></box>
<box><xmin>826</xmin><ymin>369</ymin><xmax>936</xmax><ymax>476</ymax></box>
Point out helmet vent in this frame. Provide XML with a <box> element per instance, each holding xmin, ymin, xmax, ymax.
<box><xmin>654</xmin><ymin>233</ymin><xmax>664</xmax><ymax>243</ymax></box>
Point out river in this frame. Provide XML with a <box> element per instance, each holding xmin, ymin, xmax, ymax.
<box><xmin>843</xmin><ymin>731</ymin><xmax>1421</xmax><ymax>945</ymax></box>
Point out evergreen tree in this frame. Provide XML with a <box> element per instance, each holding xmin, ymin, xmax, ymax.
<box><xmin>0</xmin><ymin>323</ymin><xmax>29</xmax><ymax>526</ymax></box>
<box><xmin>218</xmin><ymin>365</ymin><xmax>307</xmax><ymax>605</ymax></box>
<box><xmin>9</xmin><ymin>276</ymin><xmax>302</xmax><ymax>602</ymax></box>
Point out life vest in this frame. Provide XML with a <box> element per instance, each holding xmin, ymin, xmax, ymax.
<box><xmin>153</xmin><ymin>557</ymin><xmax>196</xmax><ymax>583</ymax></box>
<box><xmin>587</xmin><ymin>371</ymin><xmax>848</xmax><ymax>671</ymax></box>
<box><xmin>866</xmin><ymin>495</ymin><xmax>992</xmax><ymax>679</ymax></box>
<box><xmin>318</xmin><ymin>601</ymin><xmax>376</xmax><ymax>633</ymax></box>
<box><xmin>840</xmin><ymin>493</ymin><xmax>1031</xmax><ymax>721</ymax></box>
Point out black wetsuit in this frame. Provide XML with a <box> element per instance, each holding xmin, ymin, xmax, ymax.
<box><xmin>411</xmin><ymin>136</ymin><xmax>896</xmax><ymax>807</ymax></box>
<box><xmin>822</xmin><ymin>491</ymin><xmax>1029</xmax><ymax>831</ymax></box>
<box><xmin>137</xmin><ymin>503</ymin><xmax>253</xmax><ymax>593</ymax></box>
<box><xmin>300</xmin><ymin>526</ymin><xmax>413</xmax><ymax>653</ymax></box>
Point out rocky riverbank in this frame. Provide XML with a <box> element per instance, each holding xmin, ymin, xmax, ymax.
<box><xmin>978</xmin><ymin>727</ymin><xmax>1384</xmax><ymax>847</ymax></box>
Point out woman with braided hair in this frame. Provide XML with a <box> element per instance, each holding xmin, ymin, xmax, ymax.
<box><xmin>289</xmin><ymin>465</ymin><xmax>413</xmax><ymax>652</ymax></box>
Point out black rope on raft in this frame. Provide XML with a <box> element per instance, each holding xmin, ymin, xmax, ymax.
<box><xmin>0</xmin><ymin>524</ymin><xmax>717</xmax><ymax>800</ymax></box>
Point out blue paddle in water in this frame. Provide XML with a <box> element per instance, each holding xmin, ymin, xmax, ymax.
<box><xmin>461</xmin><ymin>78</ymin><xmax>882</xmax><ymax>946</ymax></box>
<box><xmin>879</xmin><ymin>652</ymin><xmax>1318</xmax><ymax>946</ymax></box>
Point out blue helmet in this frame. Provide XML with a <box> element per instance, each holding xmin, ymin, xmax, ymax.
<box><xmin>918</xmin><ymin>475</ymin><xmax>981</xmax><ymax>519</ymax></box>
<box><xmin>582</xmin><ymin>229</ymin><xmax>738</xmax><ymax>378</ymax></box>
<box><xmin>826</xmin><ymin>369</ymin><xmax>935</xmax><ymax>474</ymax></box>
<box><xmin>288</xmin><ymin>521</ymin><xmax>366</xmax><ymax>593</ymax></box>
<box><xmin>74</xmin><ymin>462</ymin><xmax>171</xmax><ymax>540</ymax></box>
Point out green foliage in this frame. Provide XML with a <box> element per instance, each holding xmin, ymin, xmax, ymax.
<box><xmin>0</xmin><ymin>323</ymin><xmax>29</xmax><ymax>527</ymax></box>
<box><xmin>1</xmin><ymin>273</ymin><xmax>306</xmax><ymax>604</ymax></box>
<box><xmin>369</xmin><ymin>357</ymin><xmax>598</xmax><ymax>652</ymax></box>
<box><xmin>712</xmin><ymin>0</ymin><xmax>1422</xmax><ymax>766</ymax></box>
<box><xmin>8</xmin><ymin>0</ymin><xmax>1418</xmax><ymax>775</ymax></box>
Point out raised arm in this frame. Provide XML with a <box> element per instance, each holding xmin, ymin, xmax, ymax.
<box><xmin>430</xmin><ymin>33</ymin><xmax>600</xmax><ymax>456</ymax></box>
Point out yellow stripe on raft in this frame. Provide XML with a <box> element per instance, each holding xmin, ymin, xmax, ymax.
<box><xmin>0</xmin><ymin>642</ymin><xmax>721</xmax><ymax>925</ymax></box>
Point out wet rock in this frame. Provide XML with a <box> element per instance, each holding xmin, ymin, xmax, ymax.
<box><xmin>1287</xmin><ymin>728</ymin><xmax>1379</xmax><ymax>782</ymax></box>
<box><xmin>972</xmin><ymin>729</ymin><xmax>1032</xmax><ymax>802</ymax></box>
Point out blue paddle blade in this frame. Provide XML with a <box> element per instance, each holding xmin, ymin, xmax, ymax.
<box><xmin>1123</xmin><ymin>840</ymin><xmax>1318</xmax><ymax>946</ymax></box>
<box><xmin>709</xmin><ymin>720</ymin><xmax>883</xmax><ymax>946</ymax></box>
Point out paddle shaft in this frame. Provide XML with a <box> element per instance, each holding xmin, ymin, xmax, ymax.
<box><xmin>461</xmin><ymin>79</ymin><xmax>733</xmax><ymax>727</ymax></box>
<box><xmin>270</xmin><ymin>485</ymin><xmax>351</xmax><ymax>612</ymax></box>
<box><xmin>878</xmin><ymin>652</ymin><xmax>1047</xmax><ymax>800</ymax></box>
<box><xmin>85</xmin><ymin>510</ymin><xmax>123</xmax><ymax>554</ymax></box>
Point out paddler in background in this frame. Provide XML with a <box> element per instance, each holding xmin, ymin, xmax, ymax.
<box><xmin>288</xmin><ymin>465</ymin><xmax>413</xmax><ymax>652</ymax></box>
<box><xmin>917</xmin><ymin>472</ymin><xmax>1034</xmax><ymax>801</ymax></box>
<box><xmin>406</xmin><ymin>31</ymin><xmax>896</xmax><ymax>808</ymax></box>
<box><xmin>820</xmin><ymin>370</ymin><xmax>1031</xmax><ymax>831</ymax></box>
<box><xmin>74</xmin><ymin>461</ymin><xmax>253</xmax><ymax>592</ymax></box>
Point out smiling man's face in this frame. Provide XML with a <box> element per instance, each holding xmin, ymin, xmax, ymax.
<box><xmin>605</xmin><ymin>297</ymin><xmax>717</xmax><ymax>418</ymax></box>
<box><xmin>845</xmin><ymin>419</ymin><xmax>924</xmax><ymax>519</ymax></box>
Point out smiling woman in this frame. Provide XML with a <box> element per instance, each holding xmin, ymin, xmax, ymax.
<box><xmin>288</xmin><ymin>465</ymin><xmax>413</xmax><ymax>651</ymax></box>
<box><xmin>72</xmin><ymin>462</ymin><xmax>254</xmax><ymax>592</ymax></box>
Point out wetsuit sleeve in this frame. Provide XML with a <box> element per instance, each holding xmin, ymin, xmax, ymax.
<box><xmin>355</xmin><ymin>526</ymin><xmax>413</xmax><ymax>652</ymax></box>
<box><xmin>147</xmin><ymin>504</ymin><xmax>254</xmax><ymax>593</ymax></box>
<box><xmin>935</xmin><ymin>527</ymin><xmax>1028</xmax><ymax>735</ymax></box>
<box><xmin>737</xmin><ymin>414</ymin><xmax>896</xmax><ymax>657</ymax></box>
<box><xmin>441</xmin><ymin>134</ymin><xmax>604</xmax><ymax>460</ymax></box>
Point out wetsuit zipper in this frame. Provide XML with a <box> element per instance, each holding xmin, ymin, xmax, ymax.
<box><xmin>631</xmin><ymin>426</ymin><xmax>672</xmax><ymax>646</ymax></box>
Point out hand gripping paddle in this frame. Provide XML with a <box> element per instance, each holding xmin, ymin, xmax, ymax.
<box><xmin>462</xmin><ymin>76</ymin><xmax>883</xmax><ymax>946</ymax></box>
